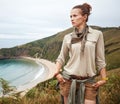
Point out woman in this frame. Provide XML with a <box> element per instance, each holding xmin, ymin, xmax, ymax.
<box><xmin>54</xmin><ymin>3</ymin><xmax>107</xmax><ymax>104</ymax></box>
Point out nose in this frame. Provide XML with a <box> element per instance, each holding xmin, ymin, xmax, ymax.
<box><xmin>71</xmin><ymin>16</ymin><xmax>74</xmax><ymax>22</ymax></box>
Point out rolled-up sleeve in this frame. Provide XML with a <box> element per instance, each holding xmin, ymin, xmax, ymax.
<box><xmin>95</xmin><ymin>32</ymin><xmax>106</xmax><ymax>71</ymax></box>
<box><xmin>56</xmin><ymin>36</ymin><xmax>69</xmax><ymax>66</ymax></box>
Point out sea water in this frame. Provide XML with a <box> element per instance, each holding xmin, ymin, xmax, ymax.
<box><xmin>0</xmin><ymin>58</ymin><xmax>44</xmax><ymax>92</ymax></box>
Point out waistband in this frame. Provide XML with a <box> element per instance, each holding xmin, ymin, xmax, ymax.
<box><xmin>70</xmin><ymin>75</ymin><xmax>90</xmax><ymax>80</ymax></box>
<box><xmin>62</xmin><ymin>71</ymin><xmax>96</xmax><ymax>81</ymax></box>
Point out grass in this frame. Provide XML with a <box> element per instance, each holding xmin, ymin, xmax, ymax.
<box><xmin>100</xmin><ymin>68</ymin><xmax>120</xmax><ymax>104</ymax></box>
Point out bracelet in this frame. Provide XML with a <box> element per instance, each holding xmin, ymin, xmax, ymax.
<box><xmin>54</xmin><ymin>72</ymin><xmax>60</xmax><ymax>78</ymax></box>
<box><xmin>102</xmin><ymin>77</ymin><xmax>108</xmax><ymax>81</ymax></box>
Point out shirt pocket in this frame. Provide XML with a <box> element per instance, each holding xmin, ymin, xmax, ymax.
<box><xmin>86</xmin><ymin>38</ymin><xmax>97</xmax><ymax>47</ymax></box>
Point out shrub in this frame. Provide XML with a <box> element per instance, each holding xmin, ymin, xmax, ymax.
<box><xmin>100</xmin><ymin>73</ymin><xmax>120</xmax><ymax>104</ymax></box>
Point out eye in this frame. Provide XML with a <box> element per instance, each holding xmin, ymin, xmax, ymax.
<box><xmin>70</xmin><ymin>14</ymin><xmax>77</xmax><ymax>18</ymax></box>
<box><xmin>73</xmin><ymin>14</ymin><xmax>77</xmax><ymax>17</ymax></box>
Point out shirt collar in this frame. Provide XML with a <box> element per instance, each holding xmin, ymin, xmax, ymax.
<box><xmin>88</xmin><ymin>26</ymin><xmax>94</xmax><ymax>33</ymax></box>
<box><xmin>71</xmin><ymin>26</ymin><xmax>92</xmax><ymax>38</ymax></box>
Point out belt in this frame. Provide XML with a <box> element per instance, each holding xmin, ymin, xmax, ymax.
<box><xmin>70</xmin><ymin>75</ymin><xmax>90</xmax><ymax>80</ymax></box>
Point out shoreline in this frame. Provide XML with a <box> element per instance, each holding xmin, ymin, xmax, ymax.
<box><xmin>0</xmin><ymin>56</ymin><xmax>56</xmax><ymax>96</ymax></box>
<box><xmin>17</xmin><ymin>57</ymin><xmax>56</xmax><ymax>96</ymax></box>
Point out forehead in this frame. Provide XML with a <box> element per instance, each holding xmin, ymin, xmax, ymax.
<box><xmin>70</xmin><ymin>8</ymin><xmax>82</xmax><ymax>15</ymax></box>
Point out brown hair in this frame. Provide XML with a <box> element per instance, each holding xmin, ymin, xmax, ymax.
<box><xmin>72</xmin><ymin>3</ymin><xmax>92</xmax><ymax>22</ymax></box>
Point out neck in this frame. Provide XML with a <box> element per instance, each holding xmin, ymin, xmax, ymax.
<box><xmin>76</xmin><ymin>23</ymin><xmax>86</xmax><ymax>33</ymax></box>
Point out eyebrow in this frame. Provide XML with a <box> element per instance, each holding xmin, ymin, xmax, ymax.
<box><xmin>70</xmin><ymin>14</ymin><xmax>78</xmax><ymax>17</ymax></box>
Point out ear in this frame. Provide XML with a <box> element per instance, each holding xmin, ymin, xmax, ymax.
<box><xmin>83</xmin><ymin>14</ymin><xmax>87</xmax><ymax>21</ymax></box>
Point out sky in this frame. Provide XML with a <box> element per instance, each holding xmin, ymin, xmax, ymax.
<box><xmin>0</xmin><ymin>0</ymin><xmax>120</xmax><ymax>48</ymax></box>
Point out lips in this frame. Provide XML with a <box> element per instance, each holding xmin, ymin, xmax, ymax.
<box><xmin>72</xmin><ymin>22</ymin><xmax>75</xmax><ymax>24</ymax></box>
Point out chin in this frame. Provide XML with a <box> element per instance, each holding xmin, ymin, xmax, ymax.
<box><xmin>72</xmin><ymin>24</ymin><xmax>77</xmax><ymax>27</ymax></box>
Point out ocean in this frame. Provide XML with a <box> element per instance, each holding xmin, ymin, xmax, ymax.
<box><xmin>0</xmin><ymin>58</ymin><xmax>45</xmax><ymax>93</ymax></box>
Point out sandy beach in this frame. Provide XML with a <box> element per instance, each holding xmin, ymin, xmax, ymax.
<box><xmin>16</xmin><ymin>57</ymin><xmax>56</xmax><ymax>95</ymax></box>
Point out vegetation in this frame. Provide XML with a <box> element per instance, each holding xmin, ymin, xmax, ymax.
<box><xmin>0</xmin><ymin>79</ymin><xmax>61</xmax><ymax>104</ymax></box>
<box><xmin>100</xmin><ymin>68</ymin><xmax>120</xmax><ymax>104</ymax></box>
<box><xmin>0</xmin><ymin>78</ymin><xmax>15</xmax><ymax>96</ymax></box>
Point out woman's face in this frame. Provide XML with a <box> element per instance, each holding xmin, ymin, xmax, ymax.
<box><xmin>70</xmin><ymin>8</ymin><xmax>87</xmax><ymax>28</ymax></box>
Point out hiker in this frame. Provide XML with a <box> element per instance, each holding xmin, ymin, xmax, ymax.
<box><xmin>54</xmin><ymin>3</ymin><xmax>107</xmax><ymax>104</ymax></box>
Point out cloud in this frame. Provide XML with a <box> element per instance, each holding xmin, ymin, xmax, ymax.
<box><xmin>0</xmin><ymin>0</ymin><xmax>120</xmax><ymax>48</ymax></box>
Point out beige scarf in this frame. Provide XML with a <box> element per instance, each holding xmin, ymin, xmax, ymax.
<box><xmin>71</xmin><ymin>25</ymin><xmax>89</xmax><ymax>54</ymax></box>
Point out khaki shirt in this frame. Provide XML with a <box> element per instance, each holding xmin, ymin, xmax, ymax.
<box><xmin>56</xmin><ymin>27</ymin><xmax>106</xmax><ymax>77</ymax></box>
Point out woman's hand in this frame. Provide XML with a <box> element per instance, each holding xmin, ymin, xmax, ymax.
<box><xmin>56</xmin><ymin>74</ymin><xmax>66</xmax><ymax>83</ymax></box>
<box><xmin>92</xmin><ymin>80</ymin><xmax>106</xmax><ymax>88</ymax></box>
<box><xmin>92</xmin><ymin>68</ymin><xmax>107</xmax><ymax>88</ymax></box>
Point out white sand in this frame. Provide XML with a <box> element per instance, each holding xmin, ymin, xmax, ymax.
<box><xmin>16</xmin><ymin>57</ymin><xmax>56</xmax><ymax>95</ymax></box>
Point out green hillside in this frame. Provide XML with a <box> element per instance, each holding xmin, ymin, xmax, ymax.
<box><xmin>0</xmin><ymin>26</ymin><xmax>120</xmax><ymax>70</ymax></box>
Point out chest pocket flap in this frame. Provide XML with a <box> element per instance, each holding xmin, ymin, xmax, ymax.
<box><xmin>86</xmin><ymin>33</ymin><xmax>99</xmax><ymax>43</ymax></box>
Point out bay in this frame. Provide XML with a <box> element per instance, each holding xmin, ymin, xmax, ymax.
<box><xmin>0</xmin><ymin>58</ymin><xmax>44</xmax><ymax>89</ymax></box>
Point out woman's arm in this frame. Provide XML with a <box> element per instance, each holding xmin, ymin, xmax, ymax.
<box><xmin>94</xmin><ymin>31</ymin><xmax>107</xmax><ymax>88</ymax></box>
<box><xmin>93</xmin><ymin>68</ymin><xmax>107</xmax><ymax>88</ymax></box>
<box><xmin>54</xmin><ymin>36</ymin><xmax>69</xmax><ymax>82</ymax></box>
<box><xmin>54</xmin><ymin>61</ymin><xmax>62</xmax><ymax>77</ymax></box>
<box><xmin>54</xmin><ymin>61</ymin><xmax>66</xmax><ymax>82</ymax></box>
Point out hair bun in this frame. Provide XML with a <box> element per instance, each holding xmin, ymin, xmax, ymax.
<box><xmin>82</xmin><ymin>3</ymin><xmax>92</xmax><ymax>11</ymax></box>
